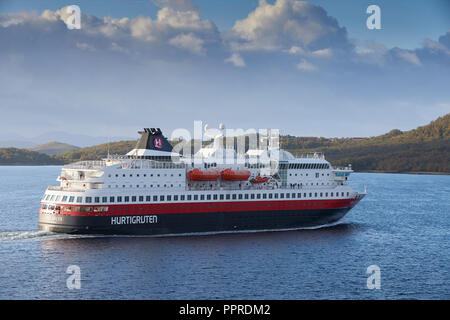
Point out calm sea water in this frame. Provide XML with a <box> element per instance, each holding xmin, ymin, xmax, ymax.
<box><xmin>0</xmin><ymin>166</ymin><xmax>448</xmax><ymax>299</ymax></box>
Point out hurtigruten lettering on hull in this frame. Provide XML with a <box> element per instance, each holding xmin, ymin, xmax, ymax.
<box><xmin>111</xmin><ymin>215</ymin><xmax>158</xmax><ymax>225</ymax></box>
<box><xmin>38</xmin><ymin>125</ymin><xmax>366</xmax><ymax>235</ymax></box>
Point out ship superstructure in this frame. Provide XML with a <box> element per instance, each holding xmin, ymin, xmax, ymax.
<box><xmin>38</xmin><ymin>126</ymin><xmax>366</xmax><ymax>235</ymax></box>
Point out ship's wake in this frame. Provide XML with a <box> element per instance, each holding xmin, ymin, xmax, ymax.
<box><xmin>0</xmin><ymin>230</ymin><xmax>95</xmax><ymax>242</ymax></box>
<box><xmin>0</xmin><ymin>222</ymin><xmax>360</xmax><ymax>242</ymax></box>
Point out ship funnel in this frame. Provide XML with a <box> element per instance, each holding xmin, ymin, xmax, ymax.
<box><xmin>134</xmin><ymin>128</ymin><xmax>173</xmax><ymax>152</ymax></box>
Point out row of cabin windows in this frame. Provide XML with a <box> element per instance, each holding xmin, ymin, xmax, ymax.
<box><xmin>44</xmin><ymin>191</ymin><xmax>351</xmax><ymax>204</ymax></box>
<box><xmin>290</xmin><ymin>173</ymin><xmax>330</xmax><ymax>177</ymax></box>
<box><xmin>279</xmin><ymin>163</ymin><xmax>330</xmax><ymax>170</ymax></box>
<box><xmin>108</xmin><ymin>184</ymin><xmax>183</xmax><ymax>188</ymax></box>
<box><xmin>109</xmin><ymin>173</ymin><xmax>183</xmax><ymax>178</ymax></box>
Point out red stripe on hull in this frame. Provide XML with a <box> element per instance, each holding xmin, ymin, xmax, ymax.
<box><xmin>40</xmin><ymin>198</ymin><xmax>362</xmax><ymax>217</ymax></box>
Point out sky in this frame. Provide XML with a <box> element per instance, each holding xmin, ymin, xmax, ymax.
<box><xmin>0</xmin><ymin>0</ymin><xmax>449</xmax><ymax>145</ymax></box>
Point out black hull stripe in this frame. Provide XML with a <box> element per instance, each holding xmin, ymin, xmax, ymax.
<box><xmin>38</xmin><ymin>207</ymin><xmax>352</xmax><ymax>235</ymax></box>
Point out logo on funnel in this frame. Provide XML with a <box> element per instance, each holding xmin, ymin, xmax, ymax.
<box><xmin>153</xmin><ymin>137</ymin><xmax>163</xmax><ymax>149</ymax></box>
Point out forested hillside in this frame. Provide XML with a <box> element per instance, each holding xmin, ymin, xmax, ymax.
<box><xmin>0</xmin><ymin>148</ymin><xmax>63</xmax><ymax>165</ymax></box>
<box><xmin>282</xmin><ymin>114</ymin><xmax>450</xmax><ymax>173</ymax></box>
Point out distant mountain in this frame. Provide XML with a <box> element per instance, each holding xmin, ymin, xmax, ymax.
<box><xmin>29</xmin><ymin>141</ymin><xmax>79</xmax><ymax>155</ymax></box>
<box><xmin>0</xmin><ymin>140</ymin><xmax>37</xmax><ymax>149</ymax></box>
<box><xmin>0</xmin><ymin>132</ymin><xmax>135</xmax><ymax>148</ymax></box>
<box><xmin>29</xmin><ymin>131</ymin><xmax>135</xmax><ymax>148</ymax></box>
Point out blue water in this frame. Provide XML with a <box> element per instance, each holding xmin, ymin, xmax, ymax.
<box><xmin>0</xmin><ymin>166</ymin><xmax>448</xmax><ymax>299</ymax></box>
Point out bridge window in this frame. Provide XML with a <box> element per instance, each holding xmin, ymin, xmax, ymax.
<box><xmin>117</xmin><ymin>196</ymin><xmax>122</xmax><ymax>202</ymax></box>
<box><xmin>125</xmin><ymin>196</ymin><xmax>130</xmax><ymax>202</ymax></box>
<box><xmin>94</xmin><ymin>197</ymin><xmax>100</xmax><ymax>203</ymax></box>
<box><xmin>160</xmin><ymin>195</ymin><xmax>165</xmax><ymax>201</ymax></box>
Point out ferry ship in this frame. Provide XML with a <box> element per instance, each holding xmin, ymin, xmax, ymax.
<box><xmin>38</xmin><ymin>126</ymin><xmax>366</xmax><ymax>235</ymax></box>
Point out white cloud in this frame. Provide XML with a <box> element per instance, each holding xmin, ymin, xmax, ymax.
<box><xmin>0</xmin><ymin>6</ymin><xmax>220</xmax><ymax>59</ymax></box>
<box><xmin>152</xmin><ymin>0</ymin><xmax>196</xmax><ymax>12</ymax></box>
<box><xmin>168</xmin><ymin>33</ymin><xmax>205</xmax><ymax>55</ymax></box>
<box><xmin>297</xmin><ymin>59</ymin><xmax>316</xmax><ymax>71</ymax></box>
<box><xmin>227</xmin><ymin>0</ymin><xmax>351</xmax><ymax>54</ymax></box>
<box><xmin>286</xmin><ymin>46</ymin><xmax>306</xmax><ymax>55</ymax></box>
<box><xmin>110</xmin><ymin>42</ymin><xmax>130</xmax><ymax>54</ymax></box>
<box><xmin>157</xmin><ymin>7</ymin><xmax>216</xmax><ymax>33</ymax></box>
<box><xmin>225</xmin><ymin>53</ymin><xmax>246</xmax><ymax>67</ymax></box>
<box><xmin>395</xmin><ymin>49</ymin><xmax>422</xmax><ymax>66</ymax></box>
<box><xmin>354</xmin><ymin>42</ymin><xmax>388</xmax><ymax>66</ymax></box>
<box><xmin>76</xmin><ymin>42</ymin><xmax>96</xmax><ymax>52</ymax></box>
<box><xmin>312</xmin><ymin>48</ymin><xmax>332</xmax><ymax>58</ymax></box>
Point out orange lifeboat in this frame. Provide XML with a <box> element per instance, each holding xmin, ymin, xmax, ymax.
<box><xmin>220</xmin><ymin>169</ymin><xmax>251</xmax><ymax>181</ymax></box>
<box><xmin>188</xmin><ymin>168</ymin><xmax>220</xmax><ymax>181</ymax></box>
<box><xmin>250</xmin><ymin>176</ymin><xmax>270</xmax><ymax>184</ymax></box>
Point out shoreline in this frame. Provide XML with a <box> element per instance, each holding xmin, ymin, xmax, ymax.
<box><xmin>355</xmin><ymin>170</ymin><xmax>450</xmax><ymax>176</ymax></box>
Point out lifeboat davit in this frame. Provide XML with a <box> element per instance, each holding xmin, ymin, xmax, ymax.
<box><xmin>220</xmin><ymin>169</ymin><xmax>251</xmax><ymax>181</ymax></box>
<box><xmin>250</xmin><ymin>176</ymin><xmax>270</xmax><ymax>184</ymax></box>
<box><xmin>188</xmin><ymin>168</ymin><xmax>220</xmax><ymax>181</ymax></box>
